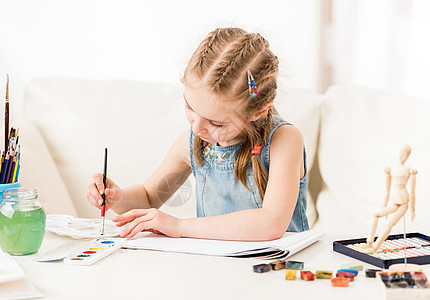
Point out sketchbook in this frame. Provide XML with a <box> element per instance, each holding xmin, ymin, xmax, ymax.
<box><xmin>123</xmin><ymin>229</ymin><xmax>325</xmax><ymax>259</ymax></box>
<box><xmin>0</xmin><ymin>248</ymin><xmax>43</xmax><ymax>299</ymax></box>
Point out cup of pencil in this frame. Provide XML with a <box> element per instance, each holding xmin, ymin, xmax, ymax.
<box><xmin>0</xmin><ymin>76</ymin><xmax>22</xmax><ymax>203</ymax></box>
<box><xmin>0</xmin><ymin>127</ymin><xmax>21</xmax><ymax>204</ymax></box>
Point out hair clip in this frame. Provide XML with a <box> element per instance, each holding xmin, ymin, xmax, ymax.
<box><xmin>247</xmin><ymin>70</ymin><xmax>257</xmax><ymax>97</ymax></box>
<box><xmin>251</xmin><ymin>145</ymin><xmax>262</xmax><ymax>155</ymax></box>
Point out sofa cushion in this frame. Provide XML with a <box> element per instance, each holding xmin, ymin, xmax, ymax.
<box><xmin>23</xmin><ymin>78</ymin><xmax>191</xmax><ymax>218</ymax></box>
<box><xmin>23</xmin><ymin>78</ymin><xmax>321</xmax><ymax>222</ymax></box>
<box><xmin>19</xmin><ymin>120</ymin><xmax>78</xmax><ymax>216</ymax></box>
<box><xmin>316</xmin><ymin>85</ymin><xmax>430</xmax><ymax>235</ymax></box>
<box><xmin>275</xmin><ymin>87</ymin><xmax>321</xmax><ymax>226</ymax></box>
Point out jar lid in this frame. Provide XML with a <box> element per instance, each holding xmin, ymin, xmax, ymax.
<box><xmin>3</xmin><ymin>188</ymin><xmax>38</xmax><ymax>201</ymax></box>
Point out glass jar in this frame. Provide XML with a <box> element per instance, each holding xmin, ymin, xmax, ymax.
<box><xmin>0</xmin><ymin>188</ymin><xmax>46</xmax><ymax>255</ymax></box>
<box><xmin>0</xmin><ymin>181</ymin><xmax>21</xmax><ymax>204</ymax></box>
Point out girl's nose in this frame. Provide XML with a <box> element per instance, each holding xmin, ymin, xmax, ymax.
<box><xmin>192</xmin><ymin>117</ymin><xmax>206</xmax><ymax>135</ymax></box>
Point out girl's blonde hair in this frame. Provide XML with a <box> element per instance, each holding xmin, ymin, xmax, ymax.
<box><xmin>183</xmin><ymin>27</ymin><xmax>279</xmax><ymax>200</ymax></box>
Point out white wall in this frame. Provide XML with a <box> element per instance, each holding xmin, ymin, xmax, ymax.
<box><xmin>0</xmin><ymin>0</ymin><xmax>319</xmax><ymax>114</ymax></box>
<box><xmin>330</xmin><ymin>0</ymin><xmax>430</xmax><ymax>100</ymax></box>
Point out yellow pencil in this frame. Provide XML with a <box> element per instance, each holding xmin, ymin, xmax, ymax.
<box><xmin>12</xmin><ymin>148</ymin><xmax>19</xmax><ymax>183</ymax></box>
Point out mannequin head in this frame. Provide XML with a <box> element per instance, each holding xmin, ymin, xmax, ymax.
<box><xmin>399</xmin><ymin>144</ymin><xmax>412</xmax><ymax>164</ymax></box>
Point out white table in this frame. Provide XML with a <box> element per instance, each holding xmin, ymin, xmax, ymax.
<box><xmin>13</xmin><ymin>232</ymin><xmax>430</xmax><ymax>300</ymax></box>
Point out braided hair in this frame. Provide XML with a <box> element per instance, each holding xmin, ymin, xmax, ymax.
<box><xmin>183</xmin><ymin>28</ymin><xmax>279</xmax><ymax>200</ymax></box>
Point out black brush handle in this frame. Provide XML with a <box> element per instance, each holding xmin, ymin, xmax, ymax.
<box><xmin>102</xmin><ymin>148</ymin><xmax>108</xmax><ymax>205</ymax></box>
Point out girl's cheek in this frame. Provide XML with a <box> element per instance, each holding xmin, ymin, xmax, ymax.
<box><xmin>214</xmin><ymin>128</ymin><xmax>228</xmax><ymax>142</ymax></box>
<box><xmin>184</xmin><ymin>109</ymin><xmax>193</xmax><ymax>125</ymax></box>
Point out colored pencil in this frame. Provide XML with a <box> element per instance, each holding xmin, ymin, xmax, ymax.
<box><xmin>11</xmin><ymin>147</ymin><xmax>20</xmax><ymax>183</ymax></box>
<box><xmin>0</xmin><ymin>152</ymin><xmax>9</xmax><ymax>184</ymax></box>
<box><xmin>7</xmin><ymin>158</ymin><xmax>15</xmax><ymax>184</ymax></box>
<box><xmin>14</xmin><ymin>164</ymin><xmax>20</xmax><ymax>183</ymax></box>
<box><xmin>5</xmin><ymin>152</ymin><xmax>13</xmax><ymax>183</ymax></box>
<box><xmin>0</xmin><ymin>152</ymin><xmax>4</xmax><ymax>176</ymax></box>
<box><xmin>100</xmin><ymin>148</ymin><xmax>108</xmax><ymax>235</ymax></box>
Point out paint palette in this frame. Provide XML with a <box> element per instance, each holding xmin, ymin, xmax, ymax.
<box><xmin>378</xmin><ymin>271</ymin><xmax>430</xmax><ymax>299</ymax></box>
<box><xmin>46</xmin><ymin>214</ymin><xmax>123</xmax><ymax>239</ymax></box>
<box><xmin>64</xmin><ymin>238</ymin><xmax>126</xmax><ymax>266</ymax></box>
<box><xmin>333</xmin><ymin>232</ymin><xmax>430</xmax><ymax>269</ymax></box>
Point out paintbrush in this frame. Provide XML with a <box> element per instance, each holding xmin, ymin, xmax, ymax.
<box><xmin>100</xmin><ymin>148</ymin><xmax>108</xmax><ymax>235</ymax></box>
<box><xmin>5</xmin><ymin>75</ymin><xmax>9</xmax><ymax>152</ymax></box>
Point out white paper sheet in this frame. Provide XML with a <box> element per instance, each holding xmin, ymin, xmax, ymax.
<box><xmin>0</xmin><ymin>248</ymin><xmax>42</xmax><ymax>299</ymax></box>
<box><xmin>0</xmin><ymin>248</ymin><xmax>27</xmax><ymax>284</ymax></box>
<box><xmin>123</xmin><ymin>229</ymin><xmax>325</xmax><ymax>259</ymax></box>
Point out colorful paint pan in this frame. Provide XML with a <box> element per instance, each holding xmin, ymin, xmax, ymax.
<box><xmin>64</xmin><ymin>238</ymin><xmax>127</xmax><ymax>266</ymax></box>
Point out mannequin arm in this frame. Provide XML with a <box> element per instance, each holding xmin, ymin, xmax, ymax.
<box><xmin>409</xmin><ymin>169</ymin><xmax>417</xmax><ymax>221</ymax></box>
<box><xmin>383</xmin><ymin>167</ymin><xmax>391</xmax><ymax>207</ymax></box>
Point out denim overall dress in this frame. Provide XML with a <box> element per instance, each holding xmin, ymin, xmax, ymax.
<box><xmin>189</xmin><ymin>114</ymin><xmax>309</xmax><ymax>232</ymax></box>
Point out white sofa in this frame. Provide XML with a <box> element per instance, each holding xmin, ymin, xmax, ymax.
<box><xmin>19</xmin><ymin>78</ymin><xmax>430</xmax><ymax>236</ymax></box>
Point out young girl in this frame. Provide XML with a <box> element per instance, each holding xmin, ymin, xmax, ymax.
<box><xmin>87</xmin><ymin>27</ymin><xmax>309</xmax><ymax>241</ymax></box>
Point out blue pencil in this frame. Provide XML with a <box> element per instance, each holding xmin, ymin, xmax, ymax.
<box><xmin>0</xmin><ymin>153</ymin><xmax>9</xmax><ymax>184</ymax></box>
<box><xmin>5</xmin><ymin>153</ymin><xmax>15</xmax><ymax>183</ymax></box>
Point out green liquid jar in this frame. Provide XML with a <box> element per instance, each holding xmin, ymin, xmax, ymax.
<box><xmin>0</xmin><ymin>188</ymin><xmax>46</xmax><ymax>255</ymax></box>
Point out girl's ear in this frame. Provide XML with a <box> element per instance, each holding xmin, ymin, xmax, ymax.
<box><xmin>250</xmin><ymin>103</ymin><xmax>273</xmax><ymax>121</ymax></box>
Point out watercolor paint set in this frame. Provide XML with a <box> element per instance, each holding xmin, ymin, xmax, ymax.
<box><xmin>378</xmin><ymin>271</ymin><xmax>430</xmax><ymax>299</ymax></box>
<box><xmin>333</xmin><ymin>232</ymin><xmax>430</xmax><ymax>269</ymax></box>
<box><xmin>64</xmin><ymin>238</ymin><xmax>126</xmax><ymax>266</ymax></box>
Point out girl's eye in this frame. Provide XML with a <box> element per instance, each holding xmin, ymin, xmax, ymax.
<box><xmin>184</xmin><ymin>102</ymin><xmax>223</xmax><ymax>128</ymax></box>
<box><xmin>209</xmin><ymin>121</ymin><xmax>223</xmax><ymax>128</ymax></box>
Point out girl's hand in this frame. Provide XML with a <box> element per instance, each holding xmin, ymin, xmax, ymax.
<box><xmin>112</xmin><ymin>208</ymin><xmax>183</xmax><ymax>238</ymax></box>
<box><xmin>87</xmin><ymin>173</ymin><xmax>123</xmax><ymax>211</ymax></box>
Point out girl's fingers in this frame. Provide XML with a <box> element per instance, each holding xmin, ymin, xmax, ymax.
<box><xmin>88</xmin><ymin>183</ymin><xmax>103</xmax><ymax>204</ymax></box>
<box><xmin>120</xmin><ymin>214</ymin><xmax>154</xmax><ymax>237</ymax></box>
<box><xmin>112</xmin><ymin>213</ymin><xmax>131</xmax><ymax>223</ymax></box>
<box><xmin>115</xmin><ymin>219</ymin><xmax>134</xmax><ymax>227</ymax></box>
<box><xmin>120</xmin><ymin>223</ymin><xmax>135</xmax><ymax>237</ymax></box>
<box><xmin>115</xmin><ymin>212</ymin><xmax>153</xmax><ymax>227</ymax></box>
<box><xmin>127</xmin><ymin>221</ymin><xmax>153</xmax><ymax>238</ymax></box>
<box><xmin>105</xmin><ymin>188</ymin><xmax>118</xmax><ymax>199</ymax></box>
<box><xmin>105</xmin><ymin>202</ymin><xmax>113</xmax><ymax>211</ymax></box>
<box><xmin>87</xmin><ymin>184</ymin><xmax>106</xmax><ymax>209</ymax></box>
<box><xmin>88</xmin><ymin>174</ymin><xmax>119</xmax><ymax>212</ymax></box>
<box><xmin>92</xmin><ymin>173</ymin><xmax>106</xmax><ymax>194</ymax></box>
<box><xmin>121</xmin><ymin>220</ymin><xmax>154</xmax><ymax>238</ymax></box>
<box><xmin>86</xmin><ymin>191</ymin><xmax>101</xmax><ymax>209</ymax></box>
<box><xmin>113</xmin><ymin>209</ymin><xmax>150</xmax><ymax>222</ymax></box>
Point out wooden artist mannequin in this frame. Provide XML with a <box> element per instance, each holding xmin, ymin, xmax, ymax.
<box><xmin>366</xmin><ymin>145</ymin><xmax>417</xmax><ymax>254</ymax></box>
